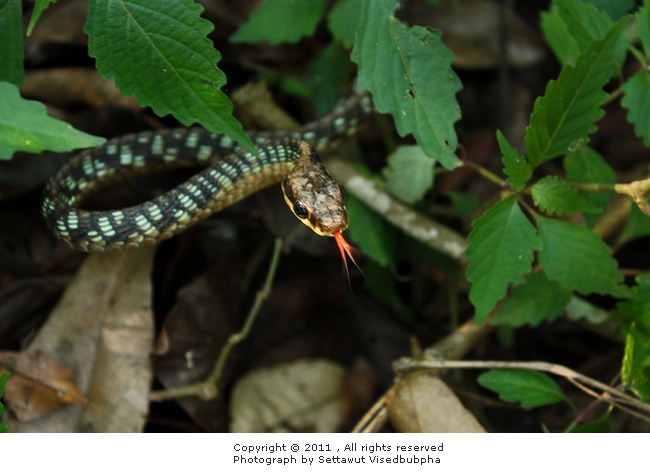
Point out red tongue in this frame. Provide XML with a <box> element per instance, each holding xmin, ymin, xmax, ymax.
<box><xmin>333</xmin><ymin>231</ymin><xmax>362</xmax><ymax>278</ymax></box>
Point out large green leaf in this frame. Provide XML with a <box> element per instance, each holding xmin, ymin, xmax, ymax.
<box><xmin>231</xmin><ymin>0</ymin><xmax>327</xmax><ymax>45</ymax></box>
<box><xmin>0</xmin><ymin>0</ymin><xmax>24</xmax><ymax>86</ymax></box>
<box><xmin>621</xmin><ymin>71</ymin><xmax>650</xmax><ymax>148</ymax></box>
<box><xmin>497</xmin><ymin>130</ymin><xmax>531</xmax><ymax>192</ymax></box>
<box><xmin>477</xmin><ymin>369</ymin><xmax>567</xmax><ymax>409</ymax></box>
<box><xmin>531</xmin><ymin>175</ymin><xmax>599</xmax><ymax>216</ymax></box>
<box><xmin>613</xmin><ymin>274</ymin><xmax>650</xmax><ymax>333</ymax></box>
<box><xmin>525</xmin><ymin>17</ymin><xmax>627</xmax><ymax>168</ymax></box>
<box><xmin>540</xmin><ymin>4</ymin><xmax>581</xmax><ymax>65</ymax></box>
<box><xmin>365</xmin><ymin>261</ymin><xmax>412</xmax><ymax>315</ymax></box>
<box><xmin>586</xmin><ymin>0</ymin><xmax>635</xmax><ymax>21</ymax></box>
<box><xmin>0</xmin><ymin>371</ymin><xmax>9</xmax><ymax>433</ymax></box>
<box><xmin>383</xmin><ymin>145</ymin><xmax>435</xmax><ymax>204</ymax></box>
<box><xmin>308</xmin><ymin>42</ymin><xmax>351</xmax><ymax>117</ymax></box>
<box><xmin>564</xmin><ymin>145</ymin><xmax>615</xmax><ymax>226</ymax></box>
<box><xmin>570</xmin><ymin>412</ymin><xmax>611</xmax><ymax>432</ymax></box>
<box><xmin>636</xmin><ymin>0</ymin><xmax>650</xmax><ymax>58</ymax></box>
<box><xmin>85</xmin><ymin>0</ymin><xmax>254</xmax><ymax>153</ymax></box>
<box><xmin>351</xmin><ymin>0</ymin><xmax>462</xmax><ymax>169</ymax></box>
<box><xmin>346</xmin><ymin>196</ymin><xmax>396</xmax><ymax>268</ymax></box>
<box><xmin>535</xmin><ymin>214</ymin><xmax>631</xmax><ymax>298</ymax></box>
<box><xmin>328</xmin><ymin>0</ymin><xmax>362</xmax><ymax>49</ymax></box>
<box><xmin>466</xmin><ymin>196</ymin><xmax>543</xmax><ymax>323</ymax></box>
<box><xmin>555</xmin><ymin>0</ymin><xmax>612</xmax><ymax>52</ymax></box>
<box><xmin>622</xmin><ymin>323</ymin><xmax>650</xmax><ymax>401</ymax></box>
<box><xmin>621</xmin><ymin>204</ymin><xmax>650</xmax><ymax>243</ymax></box>
<box><xmin>491</xmin><ymin>271</ymin><xmax>573</xmax><ymax>327</ymax></box>
<box><xmin>0</xmin><ymin>82</ymin><xmax>105</xmax><ymax>159</ymax></box>
<box><xmin>615</xmin><ymin>277</ymin><xmax>650</xmax><ymax>400</ymax></box>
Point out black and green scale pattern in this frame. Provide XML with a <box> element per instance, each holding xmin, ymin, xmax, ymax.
<box><xmin>42</xmin><ymin>90</ymin><xmax>373</xmax><ymax>252</ymax></box>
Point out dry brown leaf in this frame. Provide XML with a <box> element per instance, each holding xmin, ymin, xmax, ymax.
<box><xmin>0</xmin><ymin>351</ymin><xmax>85</xmax><ymax>401</ymax></box>
<box><xmin>153</xmin><ymin>264</ymin><xmax>244</xmax><ymax>432</ymax></box>
<box><xmin>386</xmin><ymin>370</ymin><xmax>485</xmax><ymax>433</ymax></box>
<box><xmin>5</xmin><ymin>248</ymin><xmax>155</xmax><ymax>432</ymax></box>
<box><xmin>0</xmin><ymin>351</ymin><xmax>87</xmax><ymax>421</ymax></box>
<box><xmin>230</xmin><ymin>359</ymin><xmax>346</xmax><ymax>432</ymax></box>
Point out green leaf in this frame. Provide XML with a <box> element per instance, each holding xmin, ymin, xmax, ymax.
<box><xmin>230</xmin><ymin>0</ymin><xmax>327</xmax><ymax>44</ymax></box>
<box><xmin>477</xmin><ymin>369</ymin><xmax>567</xmax><ymax>409</ymax></box>
<box><xmin>535</xmin><ymin>214</ymin><xmax>631</xmax><ymax>298</ymax></box>
<box><xmin>402</xmin><ymin>234</ymin><xmax>460</xmax><ymax>276</ymax></box>
<box><xmin>328</xmin><ymin>0</ymin><xmax>362</xmax><ymax>49</ymax></box>
<box><xmin>346</xmin><ymin>195</ymin><xmax>395</xmax><ymax>268</ymax></box>
<box><xmin>636</xmin><ymin>1</ymin><xmax>650</xmax><ymax>58</ymax></box>
<box><xmin>621</xmin><ymin>71</ymin><xmax>650</xmax><ymax>148</ymax></box>
<box><xmin>0</xmin><ymin>371</ymin><xmax>8</xmax><ymax>433</ymax></box>
<box><xmin>621</xmin><ymin>323</ymin><xmax>650</xmax><ymax>401</ymax></box>
<box><xmin>586</xmin><ymin>0</ymin><xmax>635</xmax><ymax>21</ymax></box>
<box><xmin>0</xmin><ymin>0</ymin><xmax>24</xmax><ymax>86</ymax></box>
<box><xmin>570</xmin><ymin>412</ymin><xmax>611</xmax><ymax>432</ymax></box>
<box><xmin>525</xmin><ymin>17</ymin><xmax>628</xmax><ymax>168</ymax></box>
<box><xmin>556</xmin><ymin>0</ymin><xmax>628</xmax><ymax>68</ymax></box>
<box><xmin>0</xmin><ymin>82</ymin><xmax>106</xmax><ymax>159</ymax></box>
<box><xmin>351</xmin><ymin>0</ymin><xmax>462</xmax><ymax>169</ymax></box>
<box><xmin>497</xmin><ymin>130</ymin><xmax>531</xmax><ymax>192</ymax></box>
<box><xmin>85</xmin><ymin>0</ymin><xmax>254</xmax><ymax>153</ymax></box>
<box><xmin>446</xmin><ymin>191</ymin><xmax>480</xmax><ymax>220</ymax></box>
<box><xmin>564</xmin><ymin>145</ymin><xmax>615</xmax><ymax>226</ymax></box>
<box><xmin>540</xmin><ymin>4</ymin><xmax>581</xmax><ymax>65</ymax></box>
<box><xmin>531</xmin><ymin>175</ymin><xmax>599</xmax><ymax>216</ymax></box>
<box><xmin>382</xmin><ymin>145</ymin><xmax>436</xmax><ymax>204</ymax></box>
<box><xmin>565</xmin><ymin>296</ymin><xmax>610</xmax><ymax>325</ymax></box>
<box><xmin>27</xmin><ymin>0</ymin><xmax>57</xmax><ymax>35</ymax></box>
<box><xmin>261</xmin><ymin>74</ymin><xmax>311</xmax><ymax>98</ymax></box>
<box><xmin>491</xmin><ymin>271</ymin><xmax>573</xmax><ymax>327</ymax></box>
<box><xmin>613</xmin><ymin>274</ymin><xmax>650</xmax><ymax>333</ymax></box>
<box><xmin>621</xmin><ymin>203</ymin><xmax>650</xmax><ymax>243</ymax></box>
<box><xmin>365</xmin><ymin>261</ymin><xmax>412</xmax><ymax>315</ymax></box>
<box><xmin>466</xmin><ymin>196</ymin><xmax>543</xmax><ymax>324</ymax></box>
<box><xmin>309</xmin><ymin>42</ymin><xmax>351</xmax><ymax>117</ymax></box>
<box><xmin>615</xmin><ymin>278</ymin><xmax>650</xmax><ymax>400</ymax></box>
<box><xmin>555</xmin><ymin>0</ymin><xmax>612</xmax><ymax>52</ymax></box>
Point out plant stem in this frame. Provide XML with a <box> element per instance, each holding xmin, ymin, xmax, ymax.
<box><xmin>149</xmin><ymin>238</ymin><xmax>284</xmax><ymax>402</ymax></box>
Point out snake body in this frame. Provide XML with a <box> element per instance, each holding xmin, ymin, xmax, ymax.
<box><xmin>42</xmin><ymin>91</ymin><xmax>372</xmax><ymax>252</ymax></box>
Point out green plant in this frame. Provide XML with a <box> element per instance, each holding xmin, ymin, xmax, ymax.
<box><xmin>0</xmin><ymin>372</ymin><xmax>9</xmax><ymax>433</ymax></box>
<box><xmin>229</xmin><ymin>0</ymin><xmax>650</xmax><ymax>427</ymax></box>
<box><xmin>3</xmin><ymin>0</ymin><xmax>650</xmax><ymax>430</ymax></box>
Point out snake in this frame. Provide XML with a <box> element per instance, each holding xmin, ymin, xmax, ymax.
<box><xmin>41</xmin><ymin>89</ymin><xmax>373</xmax><ymax>257</ymax></box>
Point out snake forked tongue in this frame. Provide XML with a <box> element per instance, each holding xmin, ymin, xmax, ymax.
<box><xmin>333</xmin><ymin>231</ymin><xmax>361</xmax><ymax>278</ymax></box>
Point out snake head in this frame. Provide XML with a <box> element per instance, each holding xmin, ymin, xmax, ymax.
<box><xmin>281</xmin><ymin>149</ymin><xmax>349</xmax><ymax>237</ymax></box>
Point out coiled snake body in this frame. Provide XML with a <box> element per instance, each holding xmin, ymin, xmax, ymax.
<box><xmin>42</xmin><ymin>91</ymin><xmax>372</xmax><ymax>252</ymax></box>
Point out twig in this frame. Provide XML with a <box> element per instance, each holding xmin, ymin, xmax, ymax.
<box><xmin>392</xmin><ymin>359</ymin><xmax>650</xmax><ymax>422</ymax></box>
<box><xmin>325</xmin><ymin>157</ymin><xmax>469</xmax><ymax>264</ymax></box>
<box><xmin>351</xmin><ymin>393</ymin><xmax>390</xmax><ymax>433</ymax></box>
<box><xmin>572</xmin><ymin>178</ymin><xmax>650</xmax><ymax>216</ymax></box>
<box><xmin>150</xmin><ymin>238</ymin><xmax>284</xmax><ymax>402</ymax></box>
<box><xmin>350</xmin><ymin>319</ymin><xmax>493</xmax><ymax>432</ymax></box>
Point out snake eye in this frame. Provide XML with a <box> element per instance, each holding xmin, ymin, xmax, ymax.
<box><xmin>338</xmin><ymin>184</ymin><xmax>347</xmax><ymax>202</ymax></box>
<box><xmin>293</xmin><ymin>201</ymin><xmax>309</xmax><ymax>219</ymax></box>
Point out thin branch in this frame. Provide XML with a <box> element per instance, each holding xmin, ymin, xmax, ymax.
<box><xmin>392</xmin><ymin>359</ymin><xmax>650</xmax><ymax>419</ymax></box>
<box><xmin>150</xmin><ymin>238</ymin><xmax>284</xmax><ymax>402</ymax></box>
<box><xmin>350</xmin><ymin>319</ymin><xmax>493</xmax><ymax>432</ymax></box>
<box><xmin>325</xmin><ymin>157</ymin><xmax>469</xmax><ymax>264</ymax></box>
